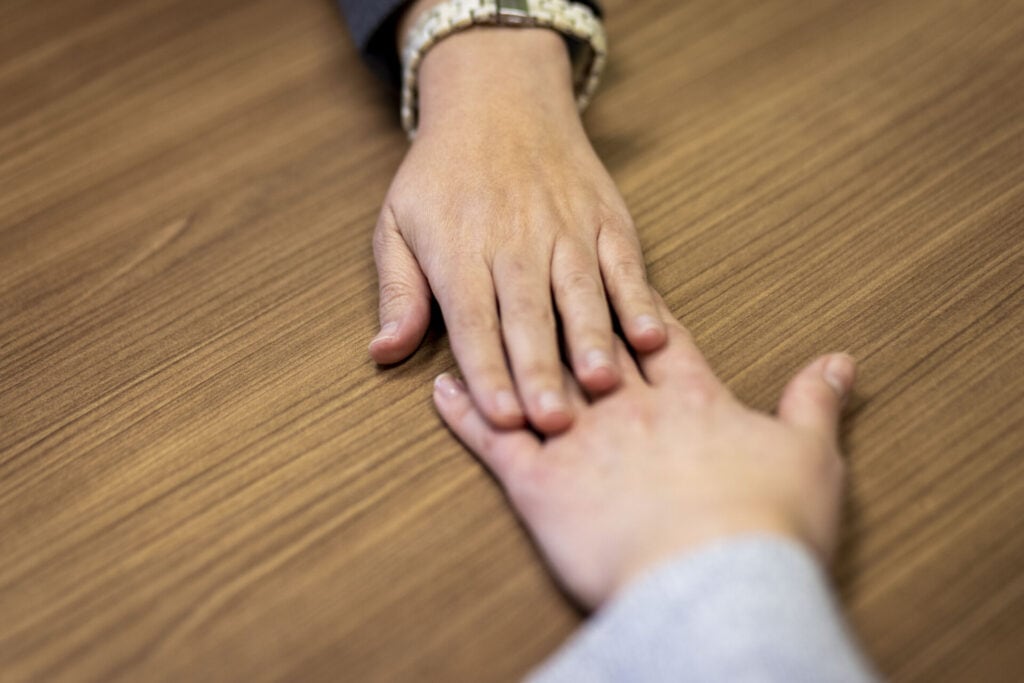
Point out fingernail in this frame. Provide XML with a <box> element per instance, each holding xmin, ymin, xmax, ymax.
<box><xmin>434</xmin><ymin>373</ymin><xmax>462</xmax><ymax>399</ymax></box>
<box><xmin>538</xmin><ymin>390</ymin><xmax>568</xmax><ymax>417</ymax></box>
<box><xmin>583</xmin><ymin>349</ymin><xmax>613</xmax><ymax>373</ymax></box>
<box><xmin>372</xmin><ymin>321</ymin><xmax>399</xmax><ymax>344</ymax></box>
<box><xmin>495</xmin><ymin>390</ymin><xmax>521</xmax><ymax>417</ymax></box>
<box><xmin>636</xmin><ymin>314</ymin><xmax>663</xmax><ymax>334</ymax></box>
<box><xmin>823</xmin><ymin>354</ymin><xmax>856</xmax><ymax>398</ymax></box>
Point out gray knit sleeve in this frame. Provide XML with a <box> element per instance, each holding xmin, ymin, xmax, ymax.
<box><xmin>335</xmin><ymin>0</ymin><xmax>603</xmax><ymax>86</ymax></box>
<box><xmin>530</xmin><ymin>536</ymin><xmax>880</xmax><ymax>683</ymax></box>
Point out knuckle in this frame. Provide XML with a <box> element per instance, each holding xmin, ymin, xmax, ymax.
<box><xmin>451</xmin><ymin>349</ymin><xmax>507</xmax><ymax>384</ymax></box>
<box><xmin>597</xmin><ymin>209</ymin><xmax>636</xmax><ymax>236</ymax></box>
<box><xmin>517</xmin><ymin>361</ymin><xmax>559</xmax><ymax>388</ymax></box>
<box><xmin>378</xmin><ymin>279</ymin><xmax>414</xmax><ymax>306</ymax></box>
<box><xmin>573</xmin><ymin>331</ymin><xmax>610</xmax><ymax>357</ymax></box>
<box><xmin>372</xmin><ymin>226</ymin><xmax>387</xmax><ymax>252</ymax></box>
<box><xmin>372</xmin><ymin>229</ymin><xmax>394</xmax><ymax>261</ymax></box>
<box><xmin>608</xmin><ymin>256</ymin><xmax>648</xmax><ymax>286</ymax></box>
<box><xmin>372</xmin><ymin>207</ymin><xmax>402</xmax><ymax>250</ymax></box>
<box><xmin>499</xmin><ymin>256</ymin><xmax>533</xmax><ymax>278</ymax></box>
<box><xmin>675</xmin><ymin>375</ymin><xmax>720</xmax><ymax>408</ymax></box>
<box><xmin>466</xmin><ymin>361</ymin><xmax>510</xmax><ymax>389</ymax></box>
<box><xmin>503</xmin><ymin>297</ymin><xmax>553</xmax><ymax>325</ymax></box>
<box><xmin>558</xmin><ymin>269</ymin><xmax>603</xmax><ymax>298</ymax></box>
<box><xmin>448</xmin><ymin>307</ymin><xmax>500</xmax><ymax>336</ymax></box>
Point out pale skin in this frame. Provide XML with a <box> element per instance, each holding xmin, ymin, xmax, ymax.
<box><xmin>370</xmin><ymin>3</ymin><xmax>666</xmax><ymax>434</ymax></box>
<box><xmin>433</xmin><ymin>297</ymin><xmax>857</xmax><ymax>609</ymax></box>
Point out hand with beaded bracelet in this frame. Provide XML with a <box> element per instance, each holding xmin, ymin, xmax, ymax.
<box><xmin>369</xmin><ymin>0</ymin><xmax>666</xmax><ymax>434</ymax></box>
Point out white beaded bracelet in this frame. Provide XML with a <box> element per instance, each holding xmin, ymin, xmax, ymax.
<box><xmin>400</xmin><ymin>0</ymin><xmax>608</xmax><ymax>139</ymax></box>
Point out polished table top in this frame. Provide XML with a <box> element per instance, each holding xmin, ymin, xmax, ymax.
<box><xmin>1</xmin><ymin>0</ymin><xmax>1022</xmax><ymax>680</ymax></box>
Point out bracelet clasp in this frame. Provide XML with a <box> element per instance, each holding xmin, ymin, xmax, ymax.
<box><xmin>496</xmin><ymin>0</ymin><xmax>533</xmax><ymax>26</ymax></box>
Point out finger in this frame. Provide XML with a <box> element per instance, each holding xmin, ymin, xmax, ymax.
<box><xmin>552</xmin><ymin>242</ymin><xmax>620</xmax><ymax>394</ymax></box>
<box><xmin>777</xmin><ymin>354</ymin><xmax>857</xmax><ymax>443</ymax></box>
<box><xmin>612</xmin><ymin>336</ymin><xmax>646</xmax><ymax>388</ymax></box>
<box><xmin>369</xmin><ymin>211</ymin><xmax>432</xmax><ymax>364</ymax></box>
<box><xmin>434</xmin><ymin>373</ymin><xmax>541</xmax><ymax>488</ymax></box>
<box><xmin>562</xmin><ymin>365</ymin><xmax>589</xmax><ymax>411</ymax></box>
<box><xmin>597</xmin><ymin>224</ymin><xmax>666</xmax><ymax>352</ymax></box>
<box><xmin>434</xmin><ymin>269</ymin><xmax>525</xmax><ymax>429</ymax></box>
<box><xmin>638</xmin><ymin>293</ymin><xmax>715</xmax><ymax>385</ymax></box>
<box><xmin>494</xmin><ymin>254</ymin><xmax>573</xmax><ymax>435</ymax></box>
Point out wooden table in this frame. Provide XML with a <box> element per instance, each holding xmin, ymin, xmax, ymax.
<box><xmin>2</xmin><ymin>0</ymin><xmax>1022</xmax><ymax>680</ymax></box>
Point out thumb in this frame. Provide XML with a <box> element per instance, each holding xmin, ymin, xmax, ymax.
<box><xmin>369</xmin><ymin>211</ymin><xmax>431</xmax><ymax>365</ymax></box>
<box><xmin>777</xmin><ymin>353</ymin><xmax>857</xmax><ymax>442</ymax></box>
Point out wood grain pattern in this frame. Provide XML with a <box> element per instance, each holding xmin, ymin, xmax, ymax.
<box><xmin>1</xmin><ymin>0</ymin><xmax>1022</xmax><ymax>680</ymax></box>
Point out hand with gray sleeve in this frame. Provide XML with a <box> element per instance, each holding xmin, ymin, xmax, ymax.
<box><xmin>432</xmin><ymin>296</ymin><xmax>879</xmax><ymax>682</ymax></box>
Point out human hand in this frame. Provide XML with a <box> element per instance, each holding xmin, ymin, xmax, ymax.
<box><xmin>369</xmin><ymin>27</ymin><xmax>666</xmax><ymax>435</ymax></box>
<box><xmin>432</xmin><ymin>297</ymin><xmax>857</xmax><ymax>609</ymax></box>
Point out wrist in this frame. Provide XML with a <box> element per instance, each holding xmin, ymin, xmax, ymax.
<box><xmin>417</xmin><ymin>28</ymin><xmax>579</xmax><ymax>134</ymax></box>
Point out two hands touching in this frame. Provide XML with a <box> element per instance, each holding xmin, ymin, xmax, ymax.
<box><xmin>433</xmin><ymin>298</ymin><xmax>856</xmax><ymax>608</ymax></box>
<box><xmin>369</xmin><ymin>21</ymin><xmax>856</xmax><ymax>609</ymax></box>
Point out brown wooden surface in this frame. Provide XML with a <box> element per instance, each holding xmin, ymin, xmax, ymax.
<box><xmin>1</xmin><ymin>0</ymin><xmax>1023</xmax><ymax>680</ymax></box>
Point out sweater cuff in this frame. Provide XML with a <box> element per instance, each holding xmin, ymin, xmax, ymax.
<box><xmin>529</xmin><ymin>535</ymin><xmax>879</xmax><ymax>683</ymax></box>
